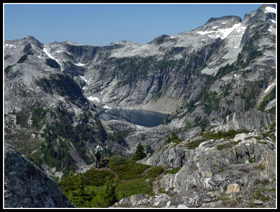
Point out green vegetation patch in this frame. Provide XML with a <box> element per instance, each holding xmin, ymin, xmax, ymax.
<box><xmin>164</xmin><ymin>167</ymin><xmax>181</xmax><ymax>175</ymax></box>
<box><xmin>164</xmin><ymin>132</ymin><xmax>184</xmax><ymax>145</ymax></box>
<box><xmin>12</xmin><ymin>109</ymin><xmax>29</xmax><ymax>127</ymax></box>
<box><xmin>46</xmin><ymin>58</ymin><xmax>61</xmax><ymax>69</ymax></box>
<box><xmin>146</xmin><ymin>166</ymin><xmax>164</xmax><ymax>178</ymax></box>
<box><xmin>187</xmin><ymin>139</ymin><xmax>204</xmax><ymax>150</ymax></box>
<box><xmin>59</xmin><ymin>154</ymin><xmax>164</xmax><ymax>208</ymax></box>
<box><xmin>202</xmin><ymin>129</ymin><xmax>250</xmax><ymax>140</ymax></box>
<box><xmin>17</xmin><ymin>54</ymin><xmax>28</xmax><ymax>63</ymax></box>
<box><xmin>257</xmin><ymin>86</ymin><xmax>276</xmax><ymax>114</ymax></box>
<box><xmin>31</xmin><ymin>107</ymin><xmax>47</xmax><ymax>129</ymax></box>
<box><xmin>4</xmin><ymin>65</ymin><xmax>13</xmax><ymax>74</ymax></box>
<box><xmin>59</xmin><ymin>168</ymin><xmax>114</xmax><ymax>191</ymax></box>
<box><xmin>37</xmin><ymin>73</ymin><xmax>87</xmax><ymax>104</ymax></box>
<box><xmin>131</xmin><ymin>143</ymin><xmax>147</xmax><ymax>161</ymax></box>
<box><xmin>107</xmin><ymin>155</ymin><xmax>150</xmax><ymax>180</ymax></box>
<box><xmin>217</xmin><ymin>142</ymin><xmax>232</xmax><ymax>150</ymax></box>
<box><xmin>116</xmin><ymin>178</ymin><xmax>153</xmax><ymax>199</ymax></box>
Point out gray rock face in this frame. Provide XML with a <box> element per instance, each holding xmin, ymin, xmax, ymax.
<box><xmin>4</xmin><ymin>143</ymin><xmax>75</xmax><ymax>208</ymax></box>
<box><xmin>112</xmin><ymin>193</ymin><xmax>184</xmax><ymax>208</ymax></box>
<box><xmin>212</xmin><ymin>110</ymin><xmax>276</xmax><ymax>132</ymax></box>
<box><xmin>118</xmin><ymin>131</ymin><xmax>276</xmax><ymax>208</ymax></box>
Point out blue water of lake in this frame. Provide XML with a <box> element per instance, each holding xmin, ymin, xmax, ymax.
<box><xmin>98</xmin><ymin>109</ymin><xmax>168</xmax><ymax>127</ymax></box>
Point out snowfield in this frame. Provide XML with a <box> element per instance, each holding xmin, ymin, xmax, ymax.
<box><xmin>43</xmin><ymin>46</ymin><xmax>56</xmax><ymax>60</ymax></box>
<box><xmin>74</xmin><ymin>62</ymin><xmax>85</xmax><ymax>66</ymax></box>
<box><xmin>87</xmin><ymin>96</ymin><xmax>100</xmax><ymax>103</ymax></box>
<box><xmin>196</xmin><ymin>23</ymin><xmax>243</xmax><ymax>40</ymax></box>
<box><xmin>43</xmin><ymin>46</ymin><xmax>63</xmax><ymax>70</ymax></box>
<box><xmin>79</xmin><ymin>75</ymin><xmax>88</xmax><ymax>83</ymax></box>
<box><xmin>265</xmin><ymin>6</ymin><xmax>276</xmax><ymax>14</ymax></box>
<box><xmin>264</xmin><ymin>83</ymin><xmax>275</xmax><ymax>93</ymax></box>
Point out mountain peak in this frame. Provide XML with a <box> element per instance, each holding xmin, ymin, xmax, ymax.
<box><xmin>205</xmin><ymin>16</ymin><xmax>241</xmax><ymax>25</ymax></box>
<box><xmin>24</xmin><ymin>35</ymin><xmax>44</xmax><ymax>49</ymax></box>
<box><xmin>148</xmin><ymin>34</ymin><xmax>170</xmax><ymax>45</ymax></box>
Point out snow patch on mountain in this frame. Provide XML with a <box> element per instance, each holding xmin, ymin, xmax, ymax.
<box><xmin>264</xmin><ymin>83</ymin><xmax>275</xmax><ymax>93</ymax></box>
<box><xmin>109</xmin><ymin>42</ymin><xmax>161</xmax><ymax>58</ymax></box>
<box><xmin>265</xmin><ymin>6</ymin><xmax>276</xmax><ymax>14</ymax></box>
<box><xmin>43</xmin><ymin>46</ymin><xmax>63</xmax><ymax>70</ymax></box>
<box><xmin>79</xmin><ymin>75</ymin><xmax>88</xmax><ymax>83</ymax></box>
<box><xmin>196</xmin><ymin>23</ymin><xmax>243</xmax><ymax>40</ymax></box>
<box><xmin>103</xmin><ymin>105</ymin><xmax>111</xmax><ymax>110</ymax></box>
<box><xmin>4</xmin><ymin>44</ymin><xmax>16</xmax><ymax>48</ymax></box>
<box><xmin>43</xmin><ymin>46</ymin><xmax>56</xmax><ymax>60</ymax></box>
<box><xmin>87</xmin><ymin>96</ymin><xmax>100</xmax><ymax>102</ymax></box>
<box><xmin>200</xmin><ymin>22</ymin><xmax>247</xmax><ymax>75</ymax></box>
<box><xmin>74</xmin><ymin>62</ymin><xmax>85</xmax><ymax>66</ymax></box>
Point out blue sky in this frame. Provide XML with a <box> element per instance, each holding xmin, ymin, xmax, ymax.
<box><xmin>4</xmin><ymin>3</ymin><xmax>263</xmax><ymax>46</ymax></box>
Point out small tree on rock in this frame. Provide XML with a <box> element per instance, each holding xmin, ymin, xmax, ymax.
<box><xmin>131</xmin><ymin>143</ymin><xmax>146</xmax><ymax>161</ymax></box>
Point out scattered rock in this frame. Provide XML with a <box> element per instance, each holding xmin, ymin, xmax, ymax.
<box><xmin>254</xmin><ymin>199</ymin><xmax>263</xmax><ymax>205</ymax></box>
<box><xmin>226</xmin><ymin>183</ymin><xmax>240</xmax><ymax>195</ymax></box>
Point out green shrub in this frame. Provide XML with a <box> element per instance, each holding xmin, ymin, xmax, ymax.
<box><xmin>107</xmin><ymin>155</ymin><xmax>150</xmax><ymax>180</ymax></box>
<box><xmin>187</xmin><ymin>140</ymin><xmax>204</xmax><ymax>150</ymax></box>
<box><xmin>14</xmin><ymin>109</ymin><xmax>29</xmax><ymax>127</ymax></box>
<box><xmin>116</xmin><ymin>178</ymin><xmax>153</xmax><ymax>199</ymax></box>
<box><xmin>216</xmin><ymin>63</ymin><xmax>235</xmax><ymax>78</ymax></box>
<box><xmin>91</xmin><ymin>177</ymin><xmax>118</xmax><ymax>208</ymax></box>
<box><xmin>217</xmin><ymin>142</ymin><xmax>232</xmax><ymax>150</ymax></box>
<box><xmin>145</xmin><ymin>144</ymin><xmax>154</xmax><ymax>154</ymax></box>
<box><xmin>82</xmin><ymin>168</ymin><xmax>115</xmax><ymax>186</ymax></box>
<box><xmin>17</xmin><ymin>54</ymin><xmax>28</xmax><ymax>63</ymax></box>
<box><xmin>164</xmin><ymin>167</ymin><xmax>181</xmax><ymax>175</ymax></box>
<box><xmin>257</xmin><ymin>87</ymin><xmax>276</xmax><ymax>113</ymax></box>
<box><xmin>146</xmin><ymin>166</ymin><xmax>164</xmax><ymax>178</ymax></box>
<box><xmin>164</xmin><ymin>132</ymin><xmax>183</xmax><ymax>145</ymax></box>
<box><xmin>31</xmin><ymin>107</ymin><xmax>47</xmax><ymax>128</ymax></box>
<box><xmin>59</xmin><ymin>154</ymin><xmax>168</xmax><ymax>208</ymax></box>
<box><xmin>131</xmin><ymin>143</ymin><xmax>147</xmax><ymax>161</ymax></box>
<box><xmin>4</xmin><ymin>65</ymin><xmax>13</xmax><ymax>74</ymax></box>
<box><xmin>202</xmin><ymin>129</ymin><xmax>249</xmax><ymax>140</ymax></box>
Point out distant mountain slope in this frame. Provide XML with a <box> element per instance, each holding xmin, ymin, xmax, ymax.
<box><xmin>4</xmin><ymin>4</ymin><xmax>276</xmax><ymax>179</ymax></box>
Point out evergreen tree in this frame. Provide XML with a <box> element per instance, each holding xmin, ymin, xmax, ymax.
<box><xmin>72</xmin><ymin>173</ymin><xmax>91</xmax><ymax>207</ymax></box>
<box><xmin>92</xmin><ymin>177</ymin><xmax>118</xmax><ymax>207</ymax></box>
<box><xmin>131</xmin><ymin>143</ymin><xmax>146</xmax><ymax>161</ymax></box>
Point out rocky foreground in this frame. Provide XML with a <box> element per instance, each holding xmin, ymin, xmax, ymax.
<box><xmin>4</xmin><ymin>143</ymin><xmax>75</xmax><ymax>208</ymax></box>
<box><xmin>112</xmin><ymin>130</ymin><xmax>276</xmax><ymax>208</ymax></box>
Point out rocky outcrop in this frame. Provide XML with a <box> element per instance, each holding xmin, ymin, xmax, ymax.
<box><xmin>4</xmin><ymin>143</ymin><xmax>75</xmax><ymax>208</ymax></box>
<box><xmin>212</xmin><ymin>110</ymin><xmax>275</xmax><ymax>132</ymax></box>
<box><xmin>118</xmin><ymin>131</ymin><xmax>276</xmax><ymax>208</ymax></box>
<box><xmin>112</xmin><ymin>193</ymin><xmax>187</xmax><ymax>208</ymax></box>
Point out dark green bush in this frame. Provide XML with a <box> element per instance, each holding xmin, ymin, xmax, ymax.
<box><xmin>17</xmin><ymin>54</ymin><xmax>28</xmax><ymax>63</ymax></box>
<box><xmin>257</xmin><ymin>86</ymin><xmax>276</xmax><ymax>113</ymax></box>
<box><xmin>131</xmin><ymin>143</ymin><xmax>147</xmax><ymax>161</ymax></box>
<box><xmin>107</xmin><ymin>155</ymin><xmax>149</xmax><ymax>180</ymax></box>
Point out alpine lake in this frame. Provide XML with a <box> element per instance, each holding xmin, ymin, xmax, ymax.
<box><xmin>98</xmin><ymin>109</ymin><xmax>168</xmax><ymax>127</ymax></box>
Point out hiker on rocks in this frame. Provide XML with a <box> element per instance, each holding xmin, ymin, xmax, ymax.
<box><xmin>95</xmin><ymin>145</ymin><xmax>103</xmax><ymax>169</ymax></box>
